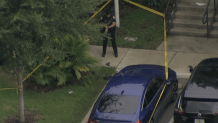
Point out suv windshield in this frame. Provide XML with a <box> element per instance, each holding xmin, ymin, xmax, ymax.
<box><xmin>98</xmin><ymin>94</ymin><xmax>140</xmax><ymax>114</ymax></box>
<box><xmin>192</xmin><ymin>66</ymin><xmax>218</xmax><ymax>85</ymax></box>
<box><xmin>184</xmin><ymin>66</ymin><xmax>218</xmax><ymax>99</ymax></box>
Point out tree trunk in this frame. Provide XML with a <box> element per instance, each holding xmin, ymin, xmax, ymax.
<box><xmin>18</xmin><ymin>68</ymin><xmax>25</xmax><ymax>123</ymax></box>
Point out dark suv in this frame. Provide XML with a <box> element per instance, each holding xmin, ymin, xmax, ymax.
<box><xmin>174</xmin><ymin>58</ymin><xmax>218</xmax><ymax>123</ymax></box>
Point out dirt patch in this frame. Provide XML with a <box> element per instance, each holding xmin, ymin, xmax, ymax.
<box><xmin>5</xmin><ymin>110</ymin><xmax>41</xmax><ymax>123</ymax></box>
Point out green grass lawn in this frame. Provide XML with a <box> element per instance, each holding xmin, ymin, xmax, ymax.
<box><xmin>0</xmin><ymin>66</ymin><xmax>116</xmax><ymax>123</ymax></box>
<box><xmin>90</xmin><ymin>8</ymin><xmax>164</xmax><ymax>50</ymax></box>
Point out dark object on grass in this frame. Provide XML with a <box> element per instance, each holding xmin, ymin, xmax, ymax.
<box><xmin>103</xmin><ymin>75</ymin><xmax>112</xmax><ymax>80</ymax></box>
<box><xmin>106</xmin><ymin>62</ymin><xmax>110</xmax><ymax>66</ymax></box>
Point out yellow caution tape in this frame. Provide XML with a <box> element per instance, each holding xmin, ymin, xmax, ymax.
<box><xmin>122</xmin><ymin>0</ymin><xmax>164</xmax><ymax>17</ymax></box>
<box><xmin>0</xmin><ymin>84</ymin><xmax>23</xmax><ymax>95</ymax></box>
<box><xmin>164</xmin><ymin>16</ymin><xmax>168</xmax><ymax>80</ymax></box>
<box><xmin>23</xmin><ymin>56</ymin><xmax>50</xmax><ymax>82</ymax></box>
<box><xmin>0</xmin><ymin>88</ymin><xmax>17</xmax><ymax>91</ymax></box>
<box><xmin>0</xmin><ymin>56</ymin><xmax>50</xmax><ymax>94</ymax></box>
<box><xmin>122</xmin><ymin>0</ymin><xmax>169</xmax><ymax>120</ymax></box>
<box><xmin>17</xmin><ymin>85</ymin><xmax>23</xmax><ymax>94</ymax></box>
<box><xmin>148</xmin><ymin>16</ymin><xmax>168</xmax><ymax>123</ymax></box>
<box><xmin>148</xmin><ymin>84</ymin><xmax>167</xmax><ymax>123</ymax></box>
<box><xmin>84</xmin><ymin>0</ymin><xmax>112</xmax><ymax>24</ymax></box>
<box><xmin>120</xmin><ymin>0</ymin><xmax>168</xmax><ymax>80</ymax></box>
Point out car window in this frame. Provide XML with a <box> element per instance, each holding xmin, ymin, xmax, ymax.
<box><xmin>98</xmin><ymin>94</ymin><xmax>140</xmax><ymax>114</ymax></box>
<box><xmin>143</xmin><ymin>78</ymin><xmax>164</xmax><ymax>108</ymax></box>
<box><xmin>183</xmin><ymin>99</ymin><xmax>218</xmax><ymax>113</ymax></box>
<box><xmin>154</xmin><ymin>78</ymin><xmax>164</xmax><ymax>91</ymax></box>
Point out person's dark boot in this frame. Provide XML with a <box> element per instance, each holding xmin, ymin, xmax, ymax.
<box><xmin>102</xmin><ymin>53</ymin><xmax>106</xmax><ymax>57</ymax></box>
<box><xmin>115</xmin><ymin>53</ymin><xmax>118</xmax><ymax>58</ymax></box>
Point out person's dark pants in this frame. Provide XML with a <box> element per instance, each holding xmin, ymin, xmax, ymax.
<box><xmin>0</xmin><ymin>60</ymin><xmax>3</xmax><ymax>66</ymax></box>
<box><xmin>103</xmin><ymin>31</ymin><xmax>118</xmax><ymax>55</ymax></box>
<box><xmin>0</xmin><ymin>53</ymin><xmax>3</xmax><ymax>66</ymax></box>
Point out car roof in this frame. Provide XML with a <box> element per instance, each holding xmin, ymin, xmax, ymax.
<box><xmin>118</xmin><ymin>64</ymin><xmax>165</xmax><ymax>74</ymax></box>
<box><xmin>184</xmin><ymin>58</ymin><xmax>218</xmax><ymax>99</ymax></box>
<box><xmin>104</xmin><ymin>74</ymin><xmax>154</xmax><ymax>96</ymax></box>
<box><xmin>102</xmin><ymin>64</ymin><xmax>168</xmax><ymax>97</ymax></box>
<box><xmin>198</xmin><ymin>58</ymin><xmax>218</xmax><ymax>66</ymax></box>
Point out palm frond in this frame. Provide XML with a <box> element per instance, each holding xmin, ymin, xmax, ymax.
<box><xmin>56</xmin><ymin>72</ymin><xmax>67</xmax><ymax>86</ymax></box>
<box><xmin>74</xmin><ymin>69</ymin><xmax>81</xmax><ymax>80</ymax></box>
<box><xmin>59</xmin><ymin>61</ymin><xmax>73</xmax><ymax>68</ymax></box>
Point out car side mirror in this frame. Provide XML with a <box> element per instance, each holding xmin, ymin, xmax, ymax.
<box><xmin>164</xmin><ymin>80</ymin><xmax>171</xmax><ymax>85</ymax></box>
<box><xmin>189</xmin><ymin>66</ymin><xmax>194</xmax><ymax>73</ymax></box>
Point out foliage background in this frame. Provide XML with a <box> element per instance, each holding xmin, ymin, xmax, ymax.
<box><xmin>0</xmin><ymin>0</ymin><xmax>108</xmax><ymax>86</ymax></box>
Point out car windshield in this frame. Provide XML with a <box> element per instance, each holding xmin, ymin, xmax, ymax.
<box><xmin>183</xmin><ymin>99</ymin><xmax>218</xmax><ymax>113</ymax></box>
<box><xmin>192</xmin><ymin>66</ymin><xmax>218</xmax><ymax>86</ymax></box>
<box><xmin>184</xmin><ymin>66</ymin><xmax>218</xmax><ymax>99</ymax></box>
<box><xmin>98</xmin><ymin>94</ymin><xmax>140</xmax><ymax>114</ymax></box>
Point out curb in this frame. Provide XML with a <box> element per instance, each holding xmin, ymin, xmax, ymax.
<box><xmin>176</xmin><ymin>72</ymin><xmax>191</xmax><ymax>79</ymax></box>
<box><xmin>178</xmin><ymin>83</ymin><xmax>183</xmax><ymax>90</ymax></box>
<box><xmin>169</xmin><ymin>117</ymin><xmax>174</xmax><ymax>123</ymax></box>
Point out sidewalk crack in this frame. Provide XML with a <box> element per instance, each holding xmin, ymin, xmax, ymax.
<box><xmin>116</xmin><ymin>48</ymin><xmax>130</xmax><ymax>69</ymax></box>
<box><xmin>168</xmin><ymin>52</ymin><xmax>177</xmax><ymax>65</ymax></box>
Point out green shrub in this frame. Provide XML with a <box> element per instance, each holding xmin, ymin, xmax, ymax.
<box><xmin>27</xmin><ymin>35</ymin><xmax>97</xmax><ymax>86</ymax></box>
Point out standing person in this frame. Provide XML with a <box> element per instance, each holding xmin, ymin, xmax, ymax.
<box><xmin>100</xmin><ymin>9</ymin><xmax>118</xmax><ymax>57</ymax></box>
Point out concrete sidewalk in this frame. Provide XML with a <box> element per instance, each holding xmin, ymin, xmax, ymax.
<box><xmin>82</xmin><ymin>36</ymin><xmax>218</xmax><ymax>123</ymax></box>
<box><xmin>89</xmin><ymin>44</ymin><xmax>218</xmax><ymax>78</ymax></box>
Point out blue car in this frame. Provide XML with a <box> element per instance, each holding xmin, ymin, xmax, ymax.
<box><xmin>88</xmin><ymin>65</ymin><xmax>178</xmax><ymax>123</ymax></box>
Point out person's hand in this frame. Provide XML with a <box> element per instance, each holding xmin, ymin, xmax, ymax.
<box><xmin>105</xmin><ymin>26</ymin><xmax>108</xmax><ymax>33</ymax></box>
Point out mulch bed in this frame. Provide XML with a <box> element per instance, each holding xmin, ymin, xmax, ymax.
<box><xmin>24</xmin><ymin>82</ymin><xmax>68</xmax><ymax>93</ymax></box>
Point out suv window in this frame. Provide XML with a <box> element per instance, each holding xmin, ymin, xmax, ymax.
<box><xmin>143</xmin><ymin>78</ymin><xmax>164</xmax><ymax>108</ymax></box>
